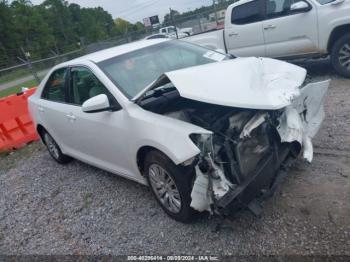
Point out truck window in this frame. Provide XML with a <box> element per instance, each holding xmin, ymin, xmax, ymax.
<box><xmin>266</xmin><ymin>0</ymin><xmax>299</xmax><ymax>18</ymax></box>
<box><xmin>231</xmin><ymin>1</ymin><xmax>262</xmax><ymax>25</ymax></box>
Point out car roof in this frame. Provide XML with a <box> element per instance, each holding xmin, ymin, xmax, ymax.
<box><xmin>62</xmin><ymin>39</ymin><xmax>169</xmax><ymax>66</ymax></box>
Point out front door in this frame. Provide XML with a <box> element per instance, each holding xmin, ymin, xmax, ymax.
<box><xmin>262</xmin><ymin>0</ymin><xmax>318</xmax><ymax>58</ymax></box>
<box><xmin>225</xmin><ymin>0</ymin><xmax>266</xmax><ymax>57</ymax></box>
<box><xmin>63</xmin><ymin>66</ymin><xmax>133</xmax><ymax>177</ymax></box>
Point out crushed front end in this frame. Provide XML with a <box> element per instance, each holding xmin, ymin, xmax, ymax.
<box><xmin>185</xmin><ymin>80</ymin><xmax>330</xmax><ymax>216</ymax></box>
<box><xmin>188</xmin><ymin>110</ymin><xmax>300</xmax><ymax>216</ymax></box>
<box><xmin>138</xmin><ymin>67</ymin><xmax>329</xmax><ymax>216</ymax></box>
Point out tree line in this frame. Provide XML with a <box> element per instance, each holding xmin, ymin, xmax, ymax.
<box><xmin>0</xmin><ymin>0</ymin><xmax>236</xmax><ymax>69</ymax></box>
<box><xmin>0</xmin><ymin>0</ymin><xmax>146</xmax><ymax>69</ymax></box>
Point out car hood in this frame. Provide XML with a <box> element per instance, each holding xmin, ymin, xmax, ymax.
<box><xmin>135</xmin><ymin>57</ymin><xmax>307</xmax><ymax>110</ymax></box>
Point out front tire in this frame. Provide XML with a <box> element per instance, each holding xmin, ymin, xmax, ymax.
<box><xmin>144</xmin><ymin>150</ymin><xmax>197</xmax><ymax>223</ymax></box>
<box><xmin>331</xmin><ymin>33</ymin><xmax>350</xmax><ymax>78</ymax></box>
<box><xmin>43</xmin><ymin>131</ymin><xmax>72</xmax><ymax>164</ymax></box>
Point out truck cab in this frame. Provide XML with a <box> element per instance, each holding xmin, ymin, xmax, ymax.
<box><xmin>160</xmin><ymin>26</ymin><xmax>193</xmax><ymax>38</ymax></box>
<box><xmin>185</xmin><ymin>0</ymin><xmax>350</xmax><ymax>77</ymax></box>
<box><xmin>225</xmin><ymin>0</ymin><xmax>320</xmax><ymax>58</ymax></box>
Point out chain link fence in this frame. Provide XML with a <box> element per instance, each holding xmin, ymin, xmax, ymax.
<box><xmin>0</xmin><ymin>0</ymin><xmax>237</xmax><ymax>90</ymax></box>
<box><xmin>168</xmin><ymin>0</ymin><xmax>237</xmax><ymax>34</ymax></box>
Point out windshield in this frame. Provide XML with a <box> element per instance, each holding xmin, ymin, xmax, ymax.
<box><xmin>97</xmin><ymin>41</ymin><xmax>229</xmax><ymax>98</ymax></box>
<box><xmin>168</xmin><ymin>27</ymin><xmax>176</xmax><ymax>33</ymax></box>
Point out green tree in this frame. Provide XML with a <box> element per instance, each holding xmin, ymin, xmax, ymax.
<box><xmin>39</xmin><ymin>0</ymin><xmax>76</xmax><ymax>51</ymax></box>
<box><xmin>0</xmin><ymin>0</ymin><xmax>146</xmax><ymax>69</ymax></box>
<box><xmin>114</xmin><ymin>18</ymin><xmax>134</xmax><ymax>35</ymax></box>
<box><xmin>11</xmin><ymin>0</ymin><xmax>55</xmax><ymax>59</ymax></box>
<box><xmin>163</xmin><ymin>9</ymin><xmax>180</xmax><ymax>26</ymax></box>
<box><xmin>0</xmin><ymin>0</ymin><xmax>16</xmax><ymax>66</ymax></box>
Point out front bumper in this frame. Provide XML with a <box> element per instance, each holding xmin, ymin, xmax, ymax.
<box><xmin>217</xmin><ymin>147</ymin><xmax>297</xmax><ymax>216</ymax></box>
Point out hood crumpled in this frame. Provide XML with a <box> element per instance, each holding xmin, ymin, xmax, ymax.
<box><xmin>164</xmin><ymin>57</ymin><xmax>307</xmax><ymax>110</ymax></box>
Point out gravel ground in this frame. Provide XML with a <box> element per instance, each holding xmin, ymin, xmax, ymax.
<box><xmin>0</xmin><ymin>61</ymin><xmax>349</xmax><ymax>256</ymax></box>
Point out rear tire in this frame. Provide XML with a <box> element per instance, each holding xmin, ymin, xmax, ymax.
<box><xmin>144</xmin><ymin>150</ymin><xmax>197</xmax><ymax>223</ymax></box>
<box><xmin>331</xmin><ymin>33</ymin><xmax>350</xmax><ymax>78</ymax></box>
<box><xmin>43</xmin><ymin>131</ymin><xmax>72</xmax><ymax>164</ymax></box>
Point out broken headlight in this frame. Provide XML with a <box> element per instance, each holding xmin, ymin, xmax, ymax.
<box><xmin>189</xmin><ymin>133</ymin><xmax>214</xmax><ymax>156</ymax></box>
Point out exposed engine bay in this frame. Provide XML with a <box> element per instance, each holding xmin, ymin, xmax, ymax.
<box><xmin>138</xmin><ymin>88</ymin><xmax>304</xmax><ymax>215</ymax></box>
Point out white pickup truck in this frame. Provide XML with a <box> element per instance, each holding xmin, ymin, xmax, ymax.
<box><xmin>185</xmin><ymin>0</ymin><xmax>350</xmax><ymax>77</ymax></box>
<box><xmin>160</xmin><ymin>26</ymin><xmax>194</xmax><ymax>38</ymax></box>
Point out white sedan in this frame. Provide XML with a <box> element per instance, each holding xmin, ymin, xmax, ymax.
<box><xmin>29</xmin><ymin>39</ymin><xmax>329</xmax><ymax>222</ymax></box>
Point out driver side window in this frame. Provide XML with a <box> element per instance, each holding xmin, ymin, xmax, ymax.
<box><xmin>69</xmin><ymin>67</ymin><xmax>115</xmax><ymax>106</ymax></box>
<box><xmin>266</xmin><ymin>0</ymin><xmax>306</xmax><ymax>18</ymax></box>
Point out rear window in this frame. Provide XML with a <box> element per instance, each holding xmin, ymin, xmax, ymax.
<box><xmin>231</xmin><ymin>1</ymin><xmax>262</xmax><ymax>25</ymax></box>
<box><xmin>41</xmin><ymin>68</ymin><xmax>67</xmax><ymax>103</ymax></box>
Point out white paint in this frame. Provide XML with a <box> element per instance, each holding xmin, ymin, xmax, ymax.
<box><xmin>164</xmin><ymin>57</ymin><xmax>306</xmax><ymax>110</ymax></box>
<box><xmin>190</xmin><ymin>167</ymin><xmax>212</xmax><ymax>212</ymax></box>
<box><xmin>185</xmin><ymin>0</ymin><xmax>350</xmax><ymax>57</ymax></box>
<box><xmin>28</xmin><ymin>38</ymin><xmax>329</xmax><ymax>210</ymax></box>
<box><xmin>202</xmin><ymin>50</ymin><xmax>227</xmax><ymax>61</ymax></box>
<box><xmin>190</xmin><ymin>157</ymin><xmax>232</xmax><ymax>212</ymax></box>
<box><xmin>277</xmin><ymin>107</ymin><xmax>304</xmax><ymax>145</ymax></box>
<box><xmin>277</xmin><ymin>80</ymin><xmax>330</xmax><ymax>162</ymax></box>
<box><xmin>82</xmin><ymin>94</ymin><xmax>110</xmax><ymax>113</ymax></box>
<box><xmin>240</xmin><ymin>112</ymin><xmax>268</xmax><ymax>139</ymax></box>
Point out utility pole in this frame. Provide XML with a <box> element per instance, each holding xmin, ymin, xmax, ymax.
<box><xmin>169</xmin><ymin>8</ymin><xmax>178</xmax><ymax>39</ymax></box>
<box><xmin>213</xmin><ymin>0</ymin><xmax>219</xmax><ymax>26</ymax></box>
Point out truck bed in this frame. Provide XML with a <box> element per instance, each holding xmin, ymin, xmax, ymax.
<box><xmin>183</xmin><ymin>29</ymin><xmax>226</xmax><ymax>52</ymax></box>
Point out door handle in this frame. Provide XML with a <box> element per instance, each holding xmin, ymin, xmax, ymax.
<box><xmin>228</xmin><ymin>32</ymin><xmax>239</xmax><ymax>37</ymax></box>
<box><xmin>264</xmin><ymin>25</ymin><xmax>276</xmax><ymax>30</ymax></box>
<box><xmin>38</xmin><ymin>106</ymin><xmax>44</xmax><ymax>113</ymax></box>
<box><xmin>66</xmin><ymin>113</ymin><xmax>76</xmax><ymax>121</ymax></box>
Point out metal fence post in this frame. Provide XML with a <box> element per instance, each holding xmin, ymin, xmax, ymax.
<box><xmin>19</xmin><ymin>47</ymin><xmax>41</xmax><ymax>84</ymax></box>
<box><xmin>170</xmin><ymin>8</ymin><xmax>179</xmax><ymax>39</ymax></box>
<box><xmin>213</xmin><ymin>0</ymin><xmax>219</xmax><ymax>26</ymax></box>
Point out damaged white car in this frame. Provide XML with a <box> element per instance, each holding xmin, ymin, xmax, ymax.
<box><xmin>29</xmin><ymin>39</ymin><xmax>329</xmax><ymax>222</ymax></box>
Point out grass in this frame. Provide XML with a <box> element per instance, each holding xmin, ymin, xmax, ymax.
<box><xmin>82</xmin><ymin>192</ymin><xmax>93</xmax><ymax>209</ymax></box>
<box><xmin>0</xmin><ymin>68</ymin><xmax>32</xmax><ymax>85</ymax></box>
<box><xmin>0</xmin><ymin>79</ymin><xmax>37</xmax><ymax>98</ymax></box>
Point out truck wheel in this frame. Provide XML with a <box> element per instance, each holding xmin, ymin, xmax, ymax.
<box><xmin>331</xmin><ymin>34</ymin><xmax>350</xmax><ymax>78</ymax></box>
<box><xmin>144</xmin><ymin>150</ymin><xmax>197</xmax><ymax>223</ymax></box>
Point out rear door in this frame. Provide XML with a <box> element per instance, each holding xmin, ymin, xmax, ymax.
<box><xmin>262</xmin><ymin>0</ymin><xmax>318</xmax><ymax>58</ymax></box>
<box><xmin>224</xmin><ymin>0</ymin><xmax>266</xmax><ymax>57</ymax></box>
<box><xmin>39</xmin><ymin>67</ymin><xmax>71</xmax><ymax>150</ymax></box>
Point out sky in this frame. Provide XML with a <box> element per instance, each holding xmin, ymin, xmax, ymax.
<box><xmin>29</xmin><ymin>0</ymin><xmax>214</xmax><ymax>23</ymax></box>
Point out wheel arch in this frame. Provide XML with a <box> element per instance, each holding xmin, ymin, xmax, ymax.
<box><xmin>136</xmin><ymin>146</ymin><xmax>173</xmax><ymax>176</ymax></box>
<box><xmin>327</xmin><ymin>24</ymin><xmax>350</xmax><ymax>53</ymax></box>
<box><xmin>36</xmin><ymin>124</ymin><xmax>47</xmax><ymax>144</ymax></box>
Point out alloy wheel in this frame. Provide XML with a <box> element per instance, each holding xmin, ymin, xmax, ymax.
<box><xmin>148</xmin><ymin>163</ymin><xmax>182</xmax><ymax>213</ymax></box>
<box><xmin>44</xmin><ymin>133</ymin><xmax>60</xmax><ymax>160</ymax></box>
<box><xmin>339</xmin><ymin>43</ymin><xmax>350</xmax><ymax>70</ymax></box>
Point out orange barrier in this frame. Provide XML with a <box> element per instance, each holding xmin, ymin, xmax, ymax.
<box><xmin>0</xmin><ymin>88</ymin><xmax>39</xmax><ymax>152</ymax></box>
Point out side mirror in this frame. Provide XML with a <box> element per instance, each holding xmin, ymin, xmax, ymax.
<box><xmin>290</xmin><ymin>1</ymin><xmax>310</xmax><ymax>11</ymax></box>
<box><xmin>82</xmin><ymin>94</ymin><xmax>117</xmax><ymax>113</ymax></box>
